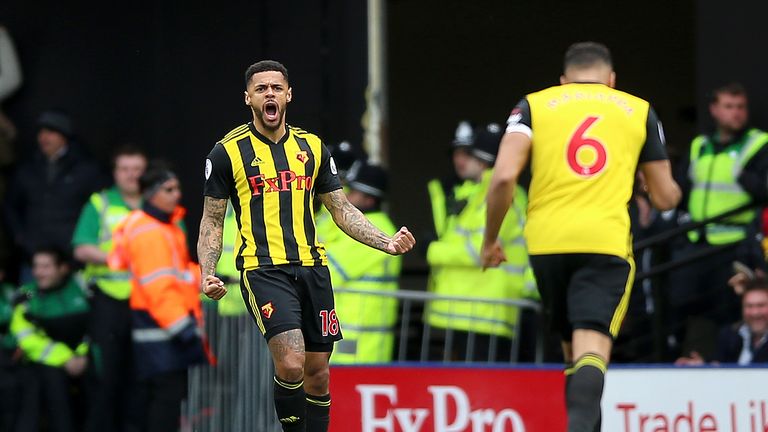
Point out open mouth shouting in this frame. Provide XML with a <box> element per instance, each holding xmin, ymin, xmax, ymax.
<box><xmin>263</xmin><ymin>101</ymin><xmax>280</xmax><ymax>124</ymax></box>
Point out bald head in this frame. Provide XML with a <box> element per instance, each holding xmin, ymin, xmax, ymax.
<box><xmin>561</xmin><ymin>42</ymin><xmax>616</xmax><ymax>87</ymax></box>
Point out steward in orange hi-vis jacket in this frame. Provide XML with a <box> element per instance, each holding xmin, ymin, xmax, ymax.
<box><xmin>108</xmin><ymin>167</ymin><xmax>210</xmax><ymax>382</ymax></box>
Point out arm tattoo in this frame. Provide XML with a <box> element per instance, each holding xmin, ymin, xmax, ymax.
<box><xmin>319</xmin><ymin>189</ymin><xmax>391</xmax><ymax>252</ymax></box>
<box><xmin>268</xmin><ymin>329</ymin><xmax>305</xmax><ymax>362</ymax></box>
<box><xmin>197</xmin><ymin>196</ymin><xmax>228</xmax><ymax>278</ymax></box>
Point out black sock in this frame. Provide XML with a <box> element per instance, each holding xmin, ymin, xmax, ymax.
<box><xmin>306</xmin><ymin>393</ymin><xmax>331</xmax><ymax>432</ymax></box>
<box><xmin>565</xmin><ymin>353</ymin><xmax>606</xmax><ymax>432</ymax></box>
<box><xmin>274</xmin><ymin>376</ymin><xmax>306</xmax><ymax>432</ymax></box>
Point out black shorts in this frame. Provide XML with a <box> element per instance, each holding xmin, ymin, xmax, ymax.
<box><xmin>240</xmin><ymin>265</ymin><xmax>342</xmax><ymax>352</ymax></box>
<box><xmin>529</xmin><ymin>253</ymin><xmax>634</xmax><ymax>340</ymax></box>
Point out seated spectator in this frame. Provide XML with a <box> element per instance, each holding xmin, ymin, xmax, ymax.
<box><xmin>4</xmin><ymin>110</ymin><xmax>106</xmax><ymax>282</ymax></box>
<box><xmin>676</xmin><ymin>278</ymin><xmax>768</xmax><ymax>365</ymax></box>
<box><xmin>10</xmin><ymin>247</ymin><xmax>90</xmax><ymax>432</ymax></box>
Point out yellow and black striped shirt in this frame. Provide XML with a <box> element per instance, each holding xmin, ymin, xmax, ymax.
<box><xmin>204</xmin><ymin>123</ymin><xmax>342</xmax><ymax>270</ymax></box>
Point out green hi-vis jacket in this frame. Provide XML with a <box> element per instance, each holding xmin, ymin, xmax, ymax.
<box><xmin>76</xmin><ymin>188</ymin><xmax>133</xmax><ymax>300</ymax></box>
<box><xmin>10</xmin><ymin>277</ymin><xmax>90</xmax><ymax>367</ymax></box>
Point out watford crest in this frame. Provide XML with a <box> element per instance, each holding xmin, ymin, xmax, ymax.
<box><xmin>296</xmin><ymin>151</ymin><xmax>308</xmax><ymax>164</ymax></box>
<box><xmin>261</xmin><ymin>302</ymin><xmax>275</xmax><ymax>319</ymax></box>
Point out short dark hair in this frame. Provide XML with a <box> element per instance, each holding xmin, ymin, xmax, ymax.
<box><xmin>245</xmin><ymin>60</ymin><xmax>289</xmax><ymax>88</ymax></box>
<box><xmin>139</xmin><ymin>160</ymin><xmax>176</xmax><ymax>194</ymax></box>
<box><xmin>564</xmin><ymin>42</ymin><xmax>613</xmax><ymax>71</ymax></box>
<box><xmin>33</xmin><ymin>246</ymin><xmax>69</xmax><ymax>267</ymax></box>
<box><xmin>710</xmin><ymin>82</ymin><xmax>747</xmax><ymax>104</ymax></box>
<box><xmin>743</xmin><ymin>278</ymin><xmax>768</xmax><ymax>297</ymax></box>
<box><xmin>111</xmin><ymin>144</ymin><xmax>147</xmax><ymax>168</ymax></box>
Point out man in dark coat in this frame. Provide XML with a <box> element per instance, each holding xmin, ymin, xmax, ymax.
<box><xmin>4</xmin><ymin>110</ymin><xmax>105</xmax><ymax>281</ymax></box>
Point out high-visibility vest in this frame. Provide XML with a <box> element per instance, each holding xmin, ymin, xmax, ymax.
<box><xmin>82</xmin><ymin>190</ymin><xmax>133</xmax><ymax>300</ymax></box>
<box><xmin>217</xmin><ymin>204</ymin><xmax>247</xmax><ymax>316</ymax></box>
<box><xmin>324</xmin><ymin>211</ymin><xmax>401</xmax><ymax>364</ymax></box>
<box><xmin>688</xmin><ymin>128</ymin><xmax>768</xmax><ymax>245</ymax></box>
<box><xmin>427</xmin><ymin>178</ymin><xmax>476</xmax><ymax>238</ymax></box>
<box><xmin>426</xmin><ymin>170</ymin><xmax>538</xmax><ymax>338</ymax></box>
<box><xmin>10</xmin><ymin>279</ymin><xmax>90</xmax><ymax>368</ymax></box>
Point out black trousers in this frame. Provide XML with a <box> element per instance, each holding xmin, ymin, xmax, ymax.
<box><xmin>0</xmin><ymin>364</ymin><xmax>20</xmax><ymax>431</ymax></box>
<box><xmin>15</xmin><ymin>364</ymin><xmax>81</xmax><ymax>432</ymax></box>
<box><xmin>135</xmin><ymin>370</ymin><xmax>188</xmax><ymax>432</ymax></box>
<box><xmin>85</xmin><ymin>288</ymin><xmax>137</xmax><ymax>432</ymax></box>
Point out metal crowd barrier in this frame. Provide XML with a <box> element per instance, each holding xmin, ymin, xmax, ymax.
<box><xmin>183</xmin><ymin>288</ymin><xmax>542</xmax><ymax>432</ymax></box>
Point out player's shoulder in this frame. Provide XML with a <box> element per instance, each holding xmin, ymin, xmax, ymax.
<box><xmin>608</xmin><ymin>87</ymin><xmax>650</xmax><ymax>107</ymax></box>
<box><xmin>526</xmin><ymin>85</ymin><xmax>559</xmax><ymax>99</ymax></box>
<box><xmin>289</xmin><ymin>124</ymin><xmax>322</xmax><ymax>144</ymax></box>
<box><xmin>217</xmin><ymin>123</ymin><xmax>251</xmax><ymax>145</ymax></box>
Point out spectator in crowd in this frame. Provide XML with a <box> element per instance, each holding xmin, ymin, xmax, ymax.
<box><xmin>108</xmin><ymin>164</ymin><xmax>209</xmax><ymax>432</ymax></box>
<box><xmin>10</xmin><ymin>247</ymin><xmax>90</xmax><ymax>432</ymax></box>
<box><xmin>426</xmin><ymin>123</ymin><xmax>538</xmax><ymax>362</ymax></box>
<box><xmin>676</xmin><ymin>278</ymin><xmax>768</xmax><ymax>365</ymax></box>
<box><xmin>668</xmin><ymin>82</ymin><xmax>768</xmax><ymax>359</ymax></box>
<box><xmin>324</xmin><ymin>161</ymin><xmax>402</xmax><ymax>364</ymax></box>
<box><xmin>0</xmin><ymin>25</ymin><xmax>23</xmax><ymax>271</ymax></box>
<box><xmin>72</xmin><ymin>145</ymin><xmax>147</xmax><ymax>432</ymax></box>
<box><xmin>424</xmin><ymin>120</ymin><xmax>476</xmax><ymax>246</ymax></box>
<box><xmin>0</xmin><ymin>267</ymin><xmax>20</xmax><ymax>430</ymax></box>
<box><xmin>4</xmin><ymin>109</ymin><xmax>105</xmax><ymax>282</ymax></box>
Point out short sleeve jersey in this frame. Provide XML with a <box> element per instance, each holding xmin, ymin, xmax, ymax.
<box><xmin>204</xmin><ymin>123</ymin><xmax>342</xmax><ymax>270</ymax></box>
<box><xmin>506</xmin><ymin>83</ymin><xmax>668</xmax><ymax>257</ymax></box>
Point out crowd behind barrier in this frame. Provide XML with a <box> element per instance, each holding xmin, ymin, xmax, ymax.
<box><xmin>0</xmin><ymin>26</ymin><xmax>767</xmax><ymax>432</ymax></box>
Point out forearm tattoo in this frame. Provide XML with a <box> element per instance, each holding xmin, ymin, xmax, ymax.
<box><xmin>320</xmin><ymin>189</ymin><xmax>391</xmax><ymax>252</ymax></box>
<box><xmin>197</xmin><ymin>197</ymin><xmax>227</xmax><ymax>278</ymax></box>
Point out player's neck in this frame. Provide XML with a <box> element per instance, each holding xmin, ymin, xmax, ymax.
<box><xmin>252</xmin><ymin>120</ymin><xmax>287</xmax><ymax>143</ymax></box>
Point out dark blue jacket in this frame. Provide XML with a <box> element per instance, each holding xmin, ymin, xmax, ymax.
<box><xmin>4</xmin><ymin>145</ymin><xmax>106</xmax><ymax>257</ymax></box>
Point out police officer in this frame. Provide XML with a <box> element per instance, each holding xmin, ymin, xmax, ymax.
<box><xmin>325</xmin><ymin>161</ymin><xmax>402</xmax><ymax>363</ymax></box>
<box><xmin>426</xmin><ymin>123</ymin><xmax>538</xmax><ymax>362</ymax></box>
<box><xmin>670</xmin><ymin>82</ymin><xmax>768</xmax><ymax>359</ymax></box>
<box><xmin>426</xmin><ymin>120</ymin><xmax>477</xmax><ymax>242</ymax></box>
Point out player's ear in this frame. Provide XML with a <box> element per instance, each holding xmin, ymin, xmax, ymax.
<box><xmin>608</xmin><ymin>72</ymin><xmax>616</xmax><ymax>88</ymax></box>
<box><xmin>244</xmin><ymin>91</ymin><xmax>250</xmax><ymax>106</ymax></box>
<box><xmin>286</xmin><ymin>87</ymin><xmax>292</xmax><ymax>103</ymax></box>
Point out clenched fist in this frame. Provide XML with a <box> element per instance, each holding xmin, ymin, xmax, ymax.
<box><xmin>385</xmin><ymin>227</ymin><xmax>416</xmax><ymax>255</ymax></box>
<box><xmin>203</xmin><ymin>274</ymin><xmax>227</xmax><ymax>300</ymax></box>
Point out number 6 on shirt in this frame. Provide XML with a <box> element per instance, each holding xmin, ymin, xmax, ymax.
<box><xmin>567</xmin><ymin>116</ymin><xmax>607</xmax><ymax>177</ymax></box>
